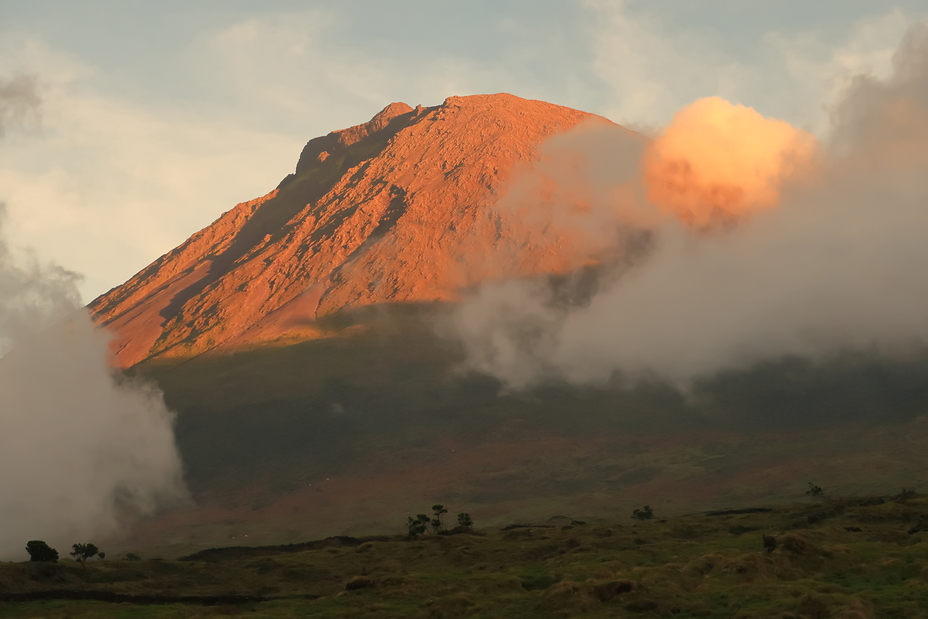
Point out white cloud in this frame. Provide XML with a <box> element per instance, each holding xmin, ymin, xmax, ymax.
<box><xmin>581</xmin><ymin>0</ymin><xmax>749</xmax><ymax>129</ymax></box>
<box><xmin>764</xmin><ymin>9</ymin><xmax>913</xmax><ymax>133</ymax></box>
<box><xmin>189</xmin><ymin>9</ymin><xmax>523</xmax><ymax>135</ymax></box>
<box><xmin>582</xmin><ymin>1</ymin><xmax>923</xmax><ymax>134</ymax></box>
<box><xmin>0</xmin><ymin>35</ymin><xmax>302</xmax><ymax>301</ymax></box>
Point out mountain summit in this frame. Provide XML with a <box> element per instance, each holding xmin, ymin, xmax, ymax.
<box><xmin>91</xmin><ymin>94</ymin><xmax>621</xmax><ymax>368</ymax></box>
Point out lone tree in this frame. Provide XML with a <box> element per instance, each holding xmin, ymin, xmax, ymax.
<box><xmin>70</xmin><ymin>543</ymin><xmax>99</xmax><ymax>569</ymax></box>
<box><xmin>25</xmin><ymin>541</ymin><xmax>58</xmax><ymax>563</ymax></box>
<box><xmin>407</xmin><ymin>514</ymin><xmax>430</xmax><ymax>539</ymax></box>
<box><xmin>632</xmin><ymin>505</ymin><xmax>655</xmax><ymax>520</ymax></box>
<box><xmin>431</xmin><ymin>504</ymin><xmax>448</xmax><ymax>534</ymax></box>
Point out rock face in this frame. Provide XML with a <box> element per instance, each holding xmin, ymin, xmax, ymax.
<box><xmin>90</xmin><ymin>94</ymin><xmax>626</xmax><ymax>368</ymax></box>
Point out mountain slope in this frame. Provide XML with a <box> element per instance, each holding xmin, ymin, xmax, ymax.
<box><xmin>90</xmin><ymin>94</ymin><xmax>625</xmax><ymax>368</ymax></box>
<box><xmin>80</xmin><ymin>94</ymin><xmax>928</xmax><ymax>556</ymax></box>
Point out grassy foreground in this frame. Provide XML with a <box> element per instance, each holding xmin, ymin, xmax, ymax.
<box><xmin>3</xmin><ymin>494</ymin><xmax>928</xmax><ymax>618</ymax></box>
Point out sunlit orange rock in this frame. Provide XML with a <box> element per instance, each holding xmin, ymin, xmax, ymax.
<box><xmin>90</xmin><ymin>94</ymin><xmax>623</xmax><ymax>367</ymax></box>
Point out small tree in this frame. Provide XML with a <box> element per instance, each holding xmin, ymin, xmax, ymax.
<box><xmin>25</xmin><ymin>541</ymin><xmax>58</xmax><ymax>563</ymax></box>
<box><xmin>407</xmin><ymin>514</ymin><xmax>430</xmax><ymax>539</ymax></box>
<box><xmin>806</xmin><ymin>482</ymin><xmax>824</xmax><ymax>497</ymax></box>
<box><xmin>457</xmin><ymin>513</ymin><xmax>473</xmax><ymax>529</ymax></box>
<box><xmin>70</xmin><ymin>543</ymin><xmax>99</xmax><ymax>569</ymax></box>
<box><xmin>431</xmin><ymin>504</ymin><xmax>448</xmax><ymax>534</ymax></box>
<box><xmin>632</xmin><ymin>505</ymin><xmax>654</xmax><ymax>520</ymax></box>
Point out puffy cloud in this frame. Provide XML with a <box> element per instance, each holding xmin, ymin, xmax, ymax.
<box><xmin>643</xmin><ymin>97</ymin><xmax>819</xmax><ymax>227</ymax></box>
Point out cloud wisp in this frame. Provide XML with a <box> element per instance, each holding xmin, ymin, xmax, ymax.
<box><xmin>0</xmin><ymin>74</ymin><xmax>40</xmax><ymax>137</ymax></box>
<box><xmin>447</xmin><ymin>25</ymin><xmax>928</xmax><ymax>392</ymax></box>
<box><xmin>0</xmin><ymin>76</ymin><xmax>186</xmax><ymax>560</ymax></box>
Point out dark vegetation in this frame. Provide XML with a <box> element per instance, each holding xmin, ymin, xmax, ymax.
<box><xmin>406</xmin><ymin>505</ymin><xmax>473</xmax><ymax>539</ymax></box>
<box><xmin>24</xmin><ymin>542</ymin><xmax>57</xmax><ymax>564</ymax></box>
<box><xmin>141</xmin><ymin>305</ymin><xmax>928</xmax><ymax>493</ymax></box>
<box><xmin>4</xmin><ymin>493</ymin><xmax>928</xmax><ymax>617</ymax></box>
<box><xmin>134</xmin><ymin>305</ymin><xmax>928</xmax><ymax>521</ymax></box>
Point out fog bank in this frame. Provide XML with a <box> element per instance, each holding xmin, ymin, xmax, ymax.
<box><xmin>449</xmin><ymin>25</ymin><xmax>928</xmax><ymax>391</ymax></box>
<box><xmin>0</xmin><ymin>75</ymin><xmax>185</xmax><ymax>560</ymax></box>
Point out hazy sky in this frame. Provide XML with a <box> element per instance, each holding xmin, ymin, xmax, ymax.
<box><xmin>0</xmin><ymin>1</ymin><xmax>925</xmax><ymax>300</ymax></box>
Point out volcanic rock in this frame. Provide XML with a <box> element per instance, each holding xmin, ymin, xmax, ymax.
<box><xmin>90</xmin><ymin>93</ymin><xmax>631</xmax><ymax>368</ymax></box>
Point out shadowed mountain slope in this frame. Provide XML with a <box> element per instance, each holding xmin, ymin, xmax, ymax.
<box><xmin>127</xmin><ymin>306</ymin><xmax>928</xmax><ymax>554</ymax></box>
<box><xmin>90</xmin><ymin>94</ymin><xmax>623</xmax><ymax>368</ymax></box>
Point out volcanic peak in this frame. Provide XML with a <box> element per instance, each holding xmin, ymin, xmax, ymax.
<box><xmin>91</xmin><ymin>93</ymin><xmax>613</xmax><ymax>368</ymax></box>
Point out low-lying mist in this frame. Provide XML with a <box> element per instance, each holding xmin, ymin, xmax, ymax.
<box><xmin>0</xmin><ymin>75</ymin><xmax>185</xmax><ymax>561</ymax></box>
<box><xmin>448</xmin><ymin>25</ymin><xmax>928</xmax><ymax>395</ymax></box>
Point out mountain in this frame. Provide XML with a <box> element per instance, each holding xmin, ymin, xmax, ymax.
<box><xmin>90</xmin><ymin>93</ymin><xmax>625</xmax><ymax>368</ymax></box>
<box><xmin>86</xmin><ymin>94</ymin><xmax>928</xmax><ymax>555</ymax></box>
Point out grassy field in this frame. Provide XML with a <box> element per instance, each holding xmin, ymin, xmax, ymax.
<box><xmin>3</xmin><ymin>493</ymin><xmax>928</xmax><ymax>618</ymax></box>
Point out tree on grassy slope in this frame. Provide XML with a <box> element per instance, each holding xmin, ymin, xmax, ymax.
<box><xmin>407</xmin><ymin>514</ymin><xmax>430</xmax><ymax>539</ymax></box>
<box><xmin>70</xmin><ymin>543</ymin><xmax>98</xmax><ymax>569</ymax></box>
<box><xmin>431</xmin><ymin>504</ymin><xmax>448</xmax><ymax>534</ymax></box>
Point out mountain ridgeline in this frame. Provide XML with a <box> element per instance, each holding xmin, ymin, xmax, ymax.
<box><xmin>90</xmin><ymin>94</ymin><xmax>625</xmax><ymax>368</ymax></box>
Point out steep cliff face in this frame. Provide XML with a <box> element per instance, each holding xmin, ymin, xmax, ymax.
<box><xmin>90</xmin><ymin>93</ymin><xmax>625</xmax><ymax>368</ymax></box>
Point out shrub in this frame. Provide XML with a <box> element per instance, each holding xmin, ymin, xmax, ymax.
<box><xmin>457</xmin><ymin>513</ymin><xmax>473</xmax><ymax>529</ymax></box>
<box><xmin>632</xmin><ymin>506</ymin><xmax>654</xmax><ymax>520</ymax></box>
<box><xmin>346</xmin><ymin>576</ymin><xmax>375</xmax><ymax>590</ymax></box>
<box><xmin>806</xmin><ymin>482</ymin><xmax>824</xmax><ymax>497</ymax></box>
<box><xmin>763</xmin><ymin>535</ymin><xmax>777</xmax><ymax>553</ymax></box>
<box><xmin>25</xmin><ymin>541</ymin><xmax>58</xmax><ymax>563</ymax></box>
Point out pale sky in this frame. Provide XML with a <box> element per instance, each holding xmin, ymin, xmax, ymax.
<box><xmin>0</xmin><ymin>0</ymin><xmax>925</xmax><ymax>301</ymax></box>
